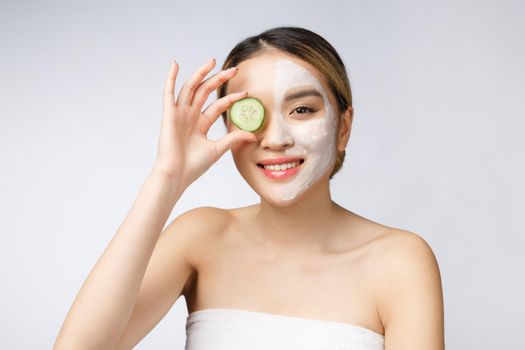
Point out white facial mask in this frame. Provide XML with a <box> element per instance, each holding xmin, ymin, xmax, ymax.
<box><xmin>263</xmin><ymin>58</ymin><xmax>338</xmax><ymax>202</ymax></box>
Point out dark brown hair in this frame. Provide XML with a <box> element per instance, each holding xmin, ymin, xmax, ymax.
<box><xmin>217</xmin><ymin>26</ymin><xmax>352</xmax><ymax>179</ymax></box>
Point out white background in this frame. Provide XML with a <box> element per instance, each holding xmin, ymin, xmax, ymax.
<box><xmin>1</xmin><ymin>0</ymin><xmax>523</xmax><ymax>348</ymax></box>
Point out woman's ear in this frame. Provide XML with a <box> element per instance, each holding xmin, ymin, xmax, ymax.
<box><xmin>337</xmin><ymin>106</ymin><xmax>353</xmax><ymax>152</ymax></box>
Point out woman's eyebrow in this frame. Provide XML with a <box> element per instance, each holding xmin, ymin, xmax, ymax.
<box><xmin>283</xmin><ymin>88</ymin><xmax>323</xmax><ymax>102</ymax></box>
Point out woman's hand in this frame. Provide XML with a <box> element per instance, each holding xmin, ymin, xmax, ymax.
<box><xmin>150</xmin><ymin>57</ymin><xmax>256</xmax><ymax>190</ymax></box>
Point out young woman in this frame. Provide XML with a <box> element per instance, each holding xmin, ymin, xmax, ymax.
<box><xmin>54</xmin><ymin>26</ymin><xmax>444</xmax><ymax>350</ymax></box>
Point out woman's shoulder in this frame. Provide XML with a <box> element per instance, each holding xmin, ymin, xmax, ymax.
<box><xmin>169</xmin><ymin>204</ymin><xmax>254</xmax><ymax>241</ymax></box>
<box><xmin>171</xmin><ymin>205</ymin><xmax>234</xmax><ymax>235</ymax></box>
<box><xmin>175</xmin><ymin>204</ymin><xmax>254</xmax><ymax>223</ymax></box>
<box><xmin>340</xmin><ymin>208</ymin><xmax>435</xmax><ymax>259</ymax></box>
<box><xmin>176</xmin><ymin>205</ymin><xmax>232</xmax><ymax>221</ymax></box>
<box><xmin>364</xmin><ymin>224</ymin><xmax>442</xmax><ymax>328</ymax></box>
<box><xmin>354</xmin><ymin>214</ymin><xmax>438</xmax><ymax>276</ymax></box>
<box><xmin>371</xmin><ymin>226</ymin><xmax>438</xmax><ymax>270</ymax></box>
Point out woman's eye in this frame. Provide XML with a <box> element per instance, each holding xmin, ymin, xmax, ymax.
<box><xmin>291</xmin><ymin>105</ymin><xmax>316</xmax><ymax>116</ymax></box>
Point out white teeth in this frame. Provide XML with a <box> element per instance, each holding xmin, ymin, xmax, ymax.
<box><xmin>263</xmin><ymin>161</ymin><xmax>300</xmax><ymax>171</ymax></box>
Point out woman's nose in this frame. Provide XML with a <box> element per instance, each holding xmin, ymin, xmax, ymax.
<box><xmin>259</xmin><ymin>114</ymin><xmax>294</xmax><ymax>150</ymax></box>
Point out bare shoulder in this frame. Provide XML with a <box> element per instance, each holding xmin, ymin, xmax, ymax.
<box><xmin>372</xmin><ymin>228</ymin><xmax>442</xmax><ymax>299</ymax></box>
<box><xmin>165</xmin><ymin>205</ymin><xmax>233</xmax><ymax>240</ymax></box>
<box><xmin>163</xmin><ymin>206</ymin><xmax>233</xmax><ymax>260</ymax></box>
<box><xmin>373</xmin><ymin>228</ymin><xmax>440</xmax><ymax>274</ymax></box>
<box><xmin>372</xmin><ymin>228</ymin><xmax>444</xmax><ymax>347</ymax></box>
<box><xmin>169</xmin><ymin>206</ymin><xmax>232</xmax><ymax>230</ymax></box>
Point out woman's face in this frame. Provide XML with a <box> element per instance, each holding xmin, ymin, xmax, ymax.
<box><xmin>226</xmin><ymin>51</ymin><xmax>340</xmax><ymax>206</ymax></box>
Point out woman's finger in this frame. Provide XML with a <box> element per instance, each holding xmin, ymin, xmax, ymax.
<box><xmin>191</xmin><ymin>67</ymin><xmax>238</xmax><ymax>109</ymax></box>
<box><xmin>200</xmin><ymin>91</ymin><xmax>248</xmax><ymax>135</ymax></box>
<box><xmin>175</xmin><ymin>57</ymin><xmax>216</xmax><ymax>106</ymax></box>
<box><xmin>163</xmin><ymin>60</ymin><xmax>179</xmax><ymax>108</ymax></box>
<box><xmin>214</xmin><ymin>130</ymin><xmax>257</xmax><ymax>160</ymax></box>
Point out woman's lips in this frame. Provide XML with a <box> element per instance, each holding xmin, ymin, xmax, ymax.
<box><xmin>257</xmin><ymin>159</ymin><xmax>304</xmax><ymax>180</ymax></box>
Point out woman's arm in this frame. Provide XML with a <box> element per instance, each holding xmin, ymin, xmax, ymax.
<box><xmin>379</xmin><ymin>231</ymin><xmax>445</xmax><ymax>349</ymax></box>
<box><xmin>53</xmin><ymin>57</ymin><xmax>256</xmax><ymax>350</ymax></box>
<box><xmin>53</xmin><ymin>172</ymin><xmax>183</xmax><ymax>350</ymax></box>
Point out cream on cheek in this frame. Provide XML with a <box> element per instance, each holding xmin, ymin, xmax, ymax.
<box><xmin>267</xmin><ymin>59</ymin><xmax>338</xmax><ymax>202</ymax></box>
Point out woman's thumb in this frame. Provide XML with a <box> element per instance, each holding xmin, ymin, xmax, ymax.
<box><xmin>214</xmin><ymin>130</ymin><xmax>257</xmax><ymax>158</ymax></box>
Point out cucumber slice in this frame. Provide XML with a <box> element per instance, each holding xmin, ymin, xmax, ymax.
<box><xmin>229</xmin><ymin>97</ymin><xmax>265</xmax><ymax>132</ymax></box>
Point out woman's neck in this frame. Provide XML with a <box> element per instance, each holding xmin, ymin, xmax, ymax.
<box><xmin>253</xmin><ymin>180</ymin><xmax>340</xmax><ymax>253</ymax></box>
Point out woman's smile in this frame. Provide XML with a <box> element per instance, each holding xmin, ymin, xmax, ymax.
<box><xmin>257</xmin><ymin>158</ymin><xmax>305</xmax><ymax>180</ymax></box>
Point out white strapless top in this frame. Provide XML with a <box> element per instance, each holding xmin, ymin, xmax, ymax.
<box><xmin>185</xmin><ymin>308</ymin><xmax>385</xmax><ymax>350</ymax></box>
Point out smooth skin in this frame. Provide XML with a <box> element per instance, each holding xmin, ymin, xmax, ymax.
<box><xmin>53</xmin><ymin>55</ymin><xmax>444</xmax><ymax>350</ymax></box>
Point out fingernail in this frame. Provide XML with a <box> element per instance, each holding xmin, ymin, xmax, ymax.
<box><xmin>228</xmin><ymin>66</ymin><xmax>238</xmax><ymax>71</ymax></box>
